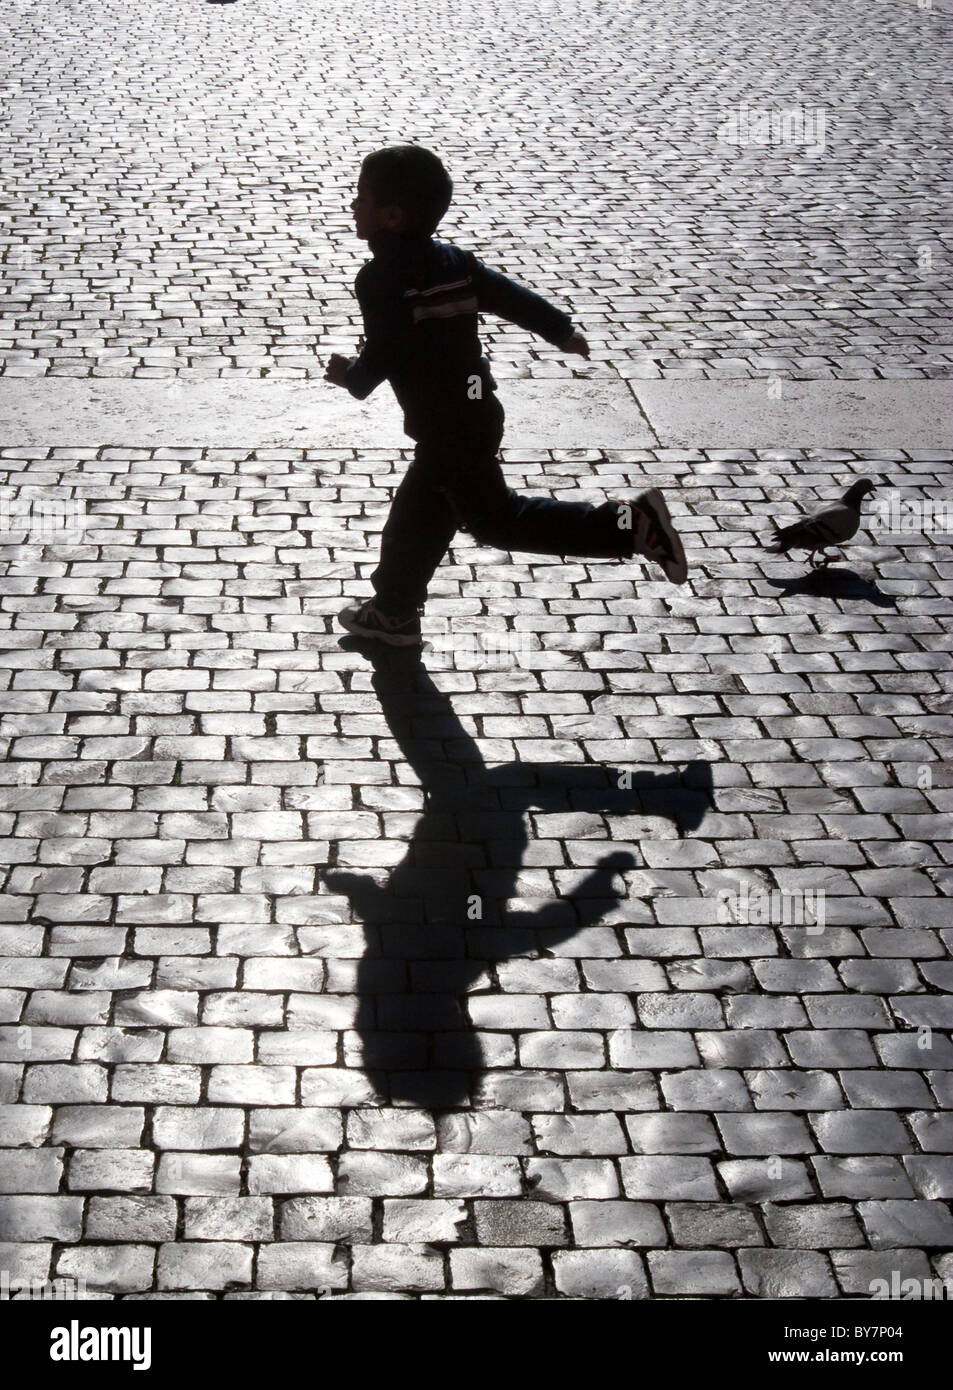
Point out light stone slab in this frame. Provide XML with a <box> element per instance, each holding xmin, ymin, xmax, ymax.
<box><xmin>0</xmin><ymin>379</ymin><xmax>656</xmax><ymax>450</ymax></box>
<box><xmin>1</xmin><ymin>380</ymin><xmax>949</xmax><ymax>450</ymax></box>
<box><xmin>631</xmin><ymin>380</ymin><xmax>952</xmax><ymax>449</ymax></box>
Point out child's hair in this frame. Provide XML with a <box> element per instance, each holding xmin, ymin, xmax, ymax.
<box><xmin>360</xmin><ymin>145</ymin><xmax>453</xmax><ymax>235</ymax></box>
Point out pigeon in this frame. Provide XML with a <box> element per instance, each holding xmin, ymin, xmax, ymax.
<box><xmin>765</xmin><ymin>479</ymin><xmax>877</xmax><ymax>568</ymax></box>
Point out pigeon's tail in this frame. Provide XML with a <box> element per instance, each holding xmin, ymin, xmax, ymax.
<box><xmin>765</xmin><ymin>524</ymin><xmax>796</xmax><ymax>554</ymax></box>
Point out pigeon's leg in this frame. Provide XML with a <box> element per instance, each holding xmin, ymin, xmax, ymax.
<box><xmin>815</xmin><ymin>548</ymin><xmax>838</xmax><ymax>568</ymax></box>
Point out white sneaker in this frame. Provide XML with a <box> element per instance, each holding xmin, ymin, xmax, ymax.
<box><xmin>338</xmin><ymin>600</ymin><xmax>423</xmax><ymax>647</ymax></box>
<box><xmin>635</xmin><ymin>488</ymin><xmax>688</xmax><ymax>585</ymax></box>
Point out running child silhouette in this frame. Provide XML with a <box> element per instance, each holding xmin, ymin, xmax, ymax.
<box><xmin>325</xmin><ymin>145</ymin><xmax>688</xmax><ymax>646</ymax></box>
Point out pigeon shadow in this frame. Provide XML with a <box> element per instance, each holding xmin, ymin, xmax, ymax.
<box><xmin>321</xmin><ymin>641</ymin><xmax>714</xmax><ymax>1109</ymax></box>
<box><xmin>765</xmin><ymin>566</ymin><xmax>897</xmax><ymax>608</ymax></box>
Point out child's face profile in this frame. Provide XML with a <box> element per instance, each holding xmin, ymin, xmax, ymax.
<box><xmin>351</xmin><ymin>175</ymin><xmax>404</xmax><ymax>240</ymax></box>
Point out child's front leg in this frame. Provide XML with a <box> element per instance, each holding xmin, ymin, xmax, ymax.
<box><xmin>325</xmin><ymin>353</ymin><xmax>356</xmax><ymax>387</ymax></box>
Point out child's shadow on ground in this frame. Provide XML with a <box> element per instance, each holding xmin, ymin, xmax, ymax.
<box><xmin>765</xmin><ymin>567</ymin><xmax>897</xmax><ymax>608</ymax></box>
<box><xmin>323</xmin><ymin>643</ymin><xmax>714</xmax><ymax>1109</ymax></box>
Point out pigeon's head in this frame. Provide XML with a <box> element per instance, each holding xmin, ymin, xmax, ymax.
<box><xmin>843</xmin><ymin>478</ymin><xmax>876</xmax><ymax>509</ymax></box>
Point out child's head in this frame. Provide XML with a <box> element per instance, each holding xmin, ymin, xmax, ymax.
<box><xmin>352</xmin><ymin>146</ymin><xmax>453</xmax><ymax>239</ymax></box>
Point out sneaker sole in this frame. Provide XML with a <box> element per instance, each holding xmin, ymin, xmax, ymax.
<box><xmin>640</xmin><ymin>488</ymin><xmax>688</xmax><ymax>585</ymax></box>
<box><xmin>337</xmin><ymin>609</ymin><xmax>423</xmax><ymax>647</ymax></box>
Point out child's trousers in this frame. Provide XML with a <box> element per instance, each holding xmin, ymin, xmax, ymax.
<box><xmin>371</xmin><ymin>396</ymin><xmax>639</xmax><ymax>615</ymax></box>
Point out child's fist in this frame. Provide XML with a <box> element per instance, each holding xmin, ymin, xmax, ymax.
<box><xmin>559</xmin><ymin>330</ymin><xmax>590</xmax><ymax>359</ymax></box>
<box><xmin>325</xmin><ymin>353</ymin><xmax>354</xmax><ymax>387</ymax></box>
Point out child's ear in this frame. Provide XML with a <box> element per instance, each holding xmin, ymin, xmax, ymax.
<box><xmin>381</xmin><ymin>203</ymin><xmax>407</xmax><ymax>232</ymax></box>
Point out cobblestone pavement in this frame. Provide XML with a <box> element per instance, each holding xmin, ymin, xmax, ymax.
<box><xmin>0</xmin><ymin>444</ymin><xmax>950</xmax><ymax>1298</ymax></box>
<box><xmin>1</xmin><ymin>0</ymin><xmax>951</xmax><ymax>1304</ymax></box>
<box><xmin>1</xmin><ymin>0</ymin><xmax>952</xmax><ymax>382</ymax></box>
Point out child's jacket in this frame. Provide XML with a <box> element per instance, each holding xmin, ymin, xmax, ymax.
<box><xmin>344</xmin><ymin>230</ymin><xmax>574</xmax><ymax>442</ymax></box>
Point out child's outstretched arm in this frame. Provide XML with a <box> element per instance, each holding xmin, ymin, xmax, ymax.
<box><xmin>467</xmin><ymin>252</ymin><xmax>588</xmax><ymax>357</ymax></box>
<box><xmin>324</xmin><ymin>264</ymin><xmax>397</xmax><ymax>396</ymax></box>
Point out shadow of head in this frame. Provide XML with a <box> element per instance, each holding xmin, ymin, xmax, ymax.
<box><xmin>324</xmin><ymin>641</ymin><xmax>715</xmax><ymax>1108</ymax></box>
<box><xmin>764</xmin><ymin>566</ymin><xmax>897</xmax><ymax>608</ymax></box>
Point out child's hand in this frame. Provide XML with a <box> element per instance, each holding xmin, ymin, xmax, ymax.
<box><xmin>559</xmin><ymin>330</ymin><xmax>590</xmax><ymax>359</ymax></box>
<box><xmin>325</xmin><ymin>353</ymin><xmax>355</xmax><ymax>387</ymax></box>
